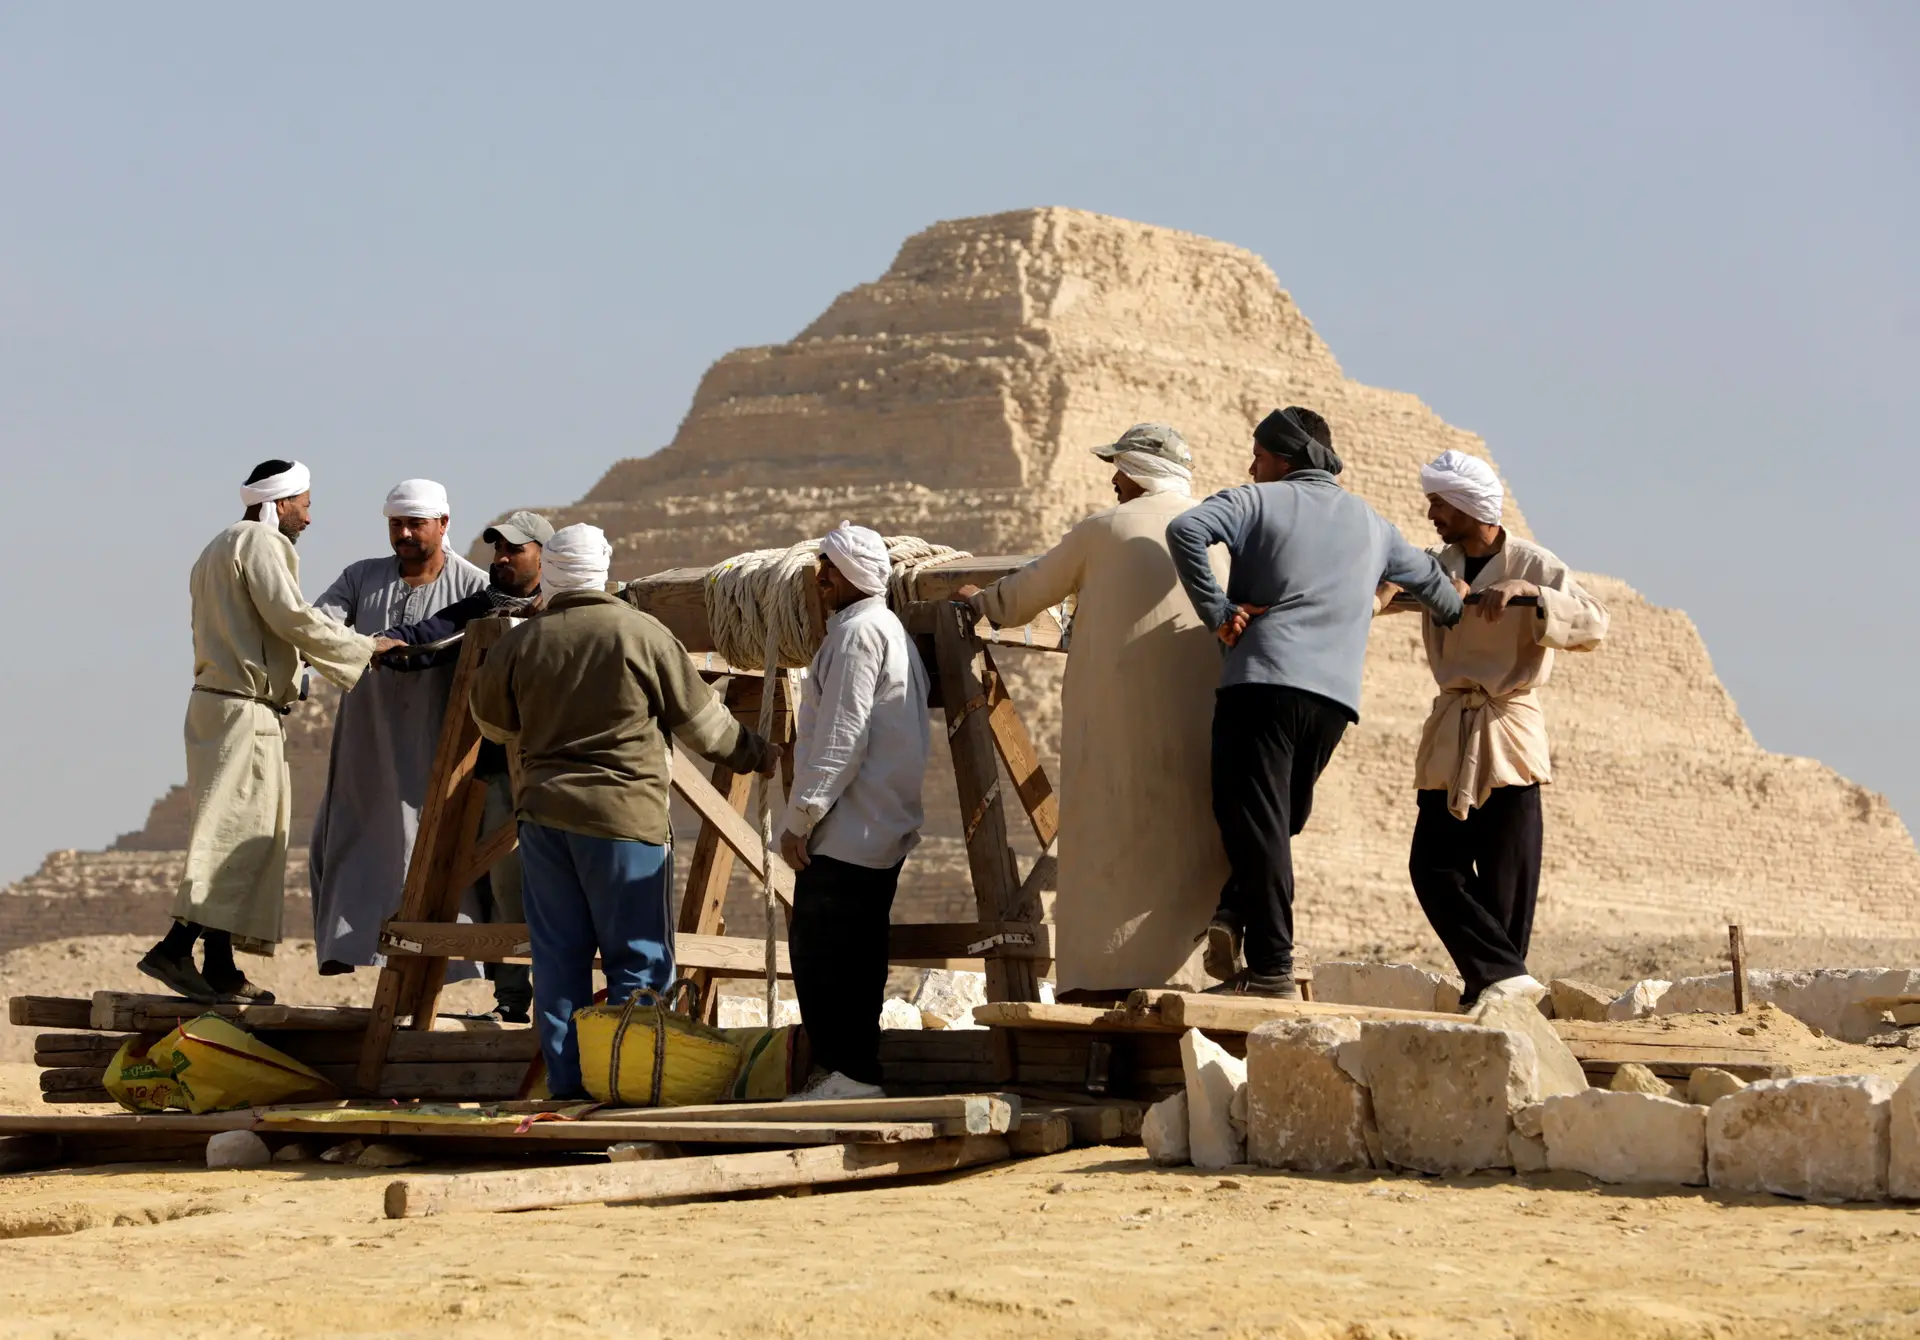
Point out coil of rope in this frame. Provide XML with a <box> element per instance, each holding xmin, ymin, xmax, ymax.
<box><xmin>699</xmin><ymin>533</ymin><xmax>970</xmax><ymax>1011</ymax></box>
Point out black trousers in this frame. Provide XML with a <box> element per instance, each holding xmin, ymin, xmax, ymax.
<box><xmin>789</xmin><ymin>852</ymin><xmax>904</xmax><ymax>1086</ymax></box>
<box><xmin>1409</xmin><ymin>784</ymin><xmax>1543</xmax><ymax>1000</ymax></box>
<box><xmin>1211</xmin><ymin>685</ymin><xmax>1351</xmax><ymax>977</ymax></box>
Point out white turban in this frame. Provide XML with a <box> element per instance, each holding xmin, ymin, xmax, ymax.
<box><xmin>543</xmin><ymin>524</ymin><xmax>613</xmax><ymax>593</ymax></box>
<box><xmin>239</xmin><ymin>461</ymin><xmax>311</xmax><ymax>529</ymax></box>
<box><xmin>383</xmin><ymin>478</ymin><xmax>450</xmax><ymax>524</ymax></box>
<box><xmin>1112</xmin><ymin>449</ymin><xmax>1193</xmax><ymax>498</ymax></box>
<box><xmin>1419</xmin><ymin>450</ymin><xmax>1504</xmax><ymax>525</ymax></box>
<box><xmin>819</xmin><ymin>521</ymin><xmax>890</xmax><ymax>598</ymax></box>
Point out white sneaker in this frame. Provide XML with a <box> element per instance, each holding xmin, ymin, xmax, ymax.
<box><xmin>784</xmin><ymin>1069</ymin><xmax>886</xmax><ymax>1102</ymax></box>
<box><xmin>1479</xmin><ymin>974</ymin><xmax>1548</xmax><ymax>1007</ymax></box>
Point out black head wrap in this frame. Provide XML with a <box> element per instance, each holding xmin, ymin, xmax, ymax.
<box><xmin>1253</xmin><ymin>409</ymin><xmax>1343</xmax><ymax>476</ymax></box>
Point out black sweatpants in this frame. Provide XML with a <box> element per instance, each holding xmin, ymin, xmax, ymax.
<box><xmin>1210</xmin><ymin>685</ymin><xmax>1351</xmax><ymax>978</ymax></box>
<box><xmin>1409</xmin><ymin>784</ymin><xmax>1543</xmax><ymax>1001</ymax></box>
<box><xmin>788</xmin><ymin>852</ymin><xmax>904</xmax><ymax>1086</ymax></box>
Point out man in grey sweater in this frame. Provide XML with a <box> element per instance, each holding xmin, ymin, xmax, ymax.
<box><xmin>1167</xmin><ymin>407</ymin><xmax>1463</xmax><ymax>997</ymax></box>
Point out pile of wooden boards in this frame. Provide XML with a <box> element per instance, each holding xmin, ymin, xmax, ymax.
<box><xmin>14</xmin><ymin>993</ymin><xmax>539</xmax><ymax>1104</ymax></box>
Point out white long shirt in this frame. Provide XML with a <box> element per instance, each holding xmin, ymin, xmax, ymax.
<box><xmin>783</xmin><ymin>595</ymin><xmax>931</xmax><ymax>869</ymax></box>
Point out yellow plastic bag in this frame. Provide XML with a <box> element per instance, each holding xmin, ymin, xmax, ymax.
<box><xmin>722</xmin><ymin>1026</ymin><xmax>799</xmax><ymax>1101</ymax></box>
<box><xmin>107</xmin><ymin>1015</ymin><xmax>334</xmax><ymax>1114</ymax></box>
<box><xmin>575</xmin><ymin>988</ymin><xmax>742</xmax><ymax>1108</ymax></box>
<box><xmin>104</xmin><ymin>1037</ymin><xmax>187</xmax><ymax>1113</ymax></box>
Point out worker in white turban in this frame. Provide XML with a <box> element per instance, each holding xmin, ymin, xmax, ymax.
<box><xmin>774</xmin><ymin>519</ymin><xmax>931</xmax><ymax>1101</ymax></box>
<box><xmin>308</xmin><ymin>476</ymin><xmax>487</xmax><ymax>974</ymax></box>
<box><xmin>1418</xmin><ymin>450</ymin><xmax>1503</xmax><ymax>526</ymax></box>
<box><xmin>1380</xmin><ymin>447</ymin><xmax>1609</xmax><ymax>1014</ymax></box>
<box><xmin>542</xmin><ymin>524</ymin><xmax>614</xmax><ymax>592</ymax></box>
<box><xmin>818</xmin><ymin>521</ymin><xmax>891</xmax><ymax>598</ymax></box>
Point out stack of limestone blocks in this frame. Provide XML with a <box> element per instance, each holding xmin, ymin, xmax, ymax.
<box><xmin>1245</xmin><ymin>995</ymin><xmax>1920</xmax><ymax>1204</ymax></box>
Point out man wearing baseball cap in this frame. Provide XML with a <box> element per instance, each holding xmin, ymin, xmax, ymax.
<box><xmin>957</xmin><ymin>424</ymin><xmax>1229</xmax><ymax>999</ymax></box>
<box><xmin>368</xmin><ymin>508</ymin><xmax>554</xmax><ymax>1021</ymax></box>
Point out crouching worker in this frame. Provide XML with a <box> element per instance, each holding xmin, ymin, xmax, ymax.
<box><xmin>470</xmin><ymin>524</ymin><xmax>775</xmax><ymax>1100</ymax></box>
<box><xmin>1379</xmin><ymin>451</ymin><xmax>1608</xmax><ymax>1009</ymax></box>
<box><xmin>779</xmin><ymin>523</ymin><xmax>931</xmax><ymax>1102</ymax></box>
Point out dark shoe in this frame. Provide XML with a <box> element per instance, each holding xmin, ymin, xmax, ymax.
<box><xmin>1203</xmin><ymin>969</ymin><xmax>1301</xmax><ymax>1000</ymax></box>
<box><xmin>206</xmin><ymin>974</ymin><xmax>276</xmax><ymax>1006</ymax></box>
<box><xmin>1200</xmin><ymin>918</ymin><xmax>1242</xmax><ymax>982</ymax></box>
<box><xmin>317</xmin><ymin>959</ymin><xmax>355</xmax><ymax>976</ymax></box>
<box><xmin>137</xmin><ymin>949</ymin><xmax>221</xmax><ymax>1004</ymax></box>
<box><xmin>487</xmin><ymin>1004</ymin><xmax>531</xmax><ymax>1025</ymax></box>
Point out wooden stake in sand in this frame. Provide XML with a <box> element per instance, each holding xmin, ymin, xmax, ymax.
<box><xmin>1730</xmin><ymin>924</ymin><xmax>1748</xmax><ymax>1014</ymax></box>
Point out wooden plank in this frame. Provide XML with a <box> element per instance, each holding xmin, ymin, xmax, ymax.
<box><xmin>8</xmin><ymin>996</ymin><xmax>94</xmax><ymax>1029</ymax></box>
<box><xmin>1563</xmin><ymin>1044</ymin><xmax>1789</xmax><ymax>1072</ymax></box>
<box><xmin>303</xmin><ymin>1061</ymin><xmax>527</xmax><ymax>1101</ymax></box>
<box><xmin>887</xmin><ymin>921</ymin><xmax>1051</xmax><ymax>963</ymax></box>
<box><xmin>446</xmin><ymin>818</ymin><xmax>519</xmax><ymax>905</ymax></box>
<box><xmin>670</xmin><ymin>744</ymin><xmax>795</xmax><ymax>904</ymax></box>
<box><xmin>0</xmin><ymin>1111</ymin><xmax>258</xmax><ymax>1135</ymax></box>
<box><xmin>90</xmin><ymin>992</ymin><xmax>384</xmax><ymax>1034</ymax></box>
<box><xmin>384</xmin><ymin>1134</ymin><xmax>1011</xmax><ymax>1217</ymax></box>
<box><xmin>358</xmin><ymin>619</ymin><xmax>509</xmax><ymax>1090</ymax></box>
<box><xmin>400</xmin><ymin>774</ymin><xmax>493</xmax><ymax>1032</ymax></box>
<box><xmin>932</xmin><ymin>602</ymin><xmax>1039</xmax><ymax>1003</ymax></box>
<box><xmin>584</xmin><ymin>1093</ymin><xmax>1013</xmax><ymax>1134</ymax></box>
<box><xmin>1149</xmin><ymin>992</ymin><xmax>1461</xmax><ymax>1033</ymax></box>
<box><xmin>1550</xmin><ymin>1020</ymin><xmax>1778</xmax><ymax>1053</ymax></box>
<box><xmin>1007</xmin><ymin>1111</ymin><xmax>1072</xmax><ymax>1156</ymax></box>
<box><xmin>677</xmin><ymin>702</ymin><xmax>756</xmax><ymax>935</ymax></box>
<box><xmin>257</xmin><ymin>1116</ymin><xmax>963</xmax><ymax>1145</ymax></box>
<box><xmin>38</xmin><ymin>1067</ymin><xmax>110</xmax><ymax>1094</ymax></box>
<box><xmin>40</xmin><ymin>1088</ymin><xmax>114</xmax><ymax>1105</ymax></box>
<box><xmin>379</xmin><ymin>922</ymin><xmax>794</xmax><ymax>977</ymax></box>
<box><xmin>974</xmin><ymin>1002</ymin><xmax>1174</xmax><ymax>1033</ymax></box>
<box><xmin>979</xmin><ymin>646</ymin><xmax>1059</xmax><ymax>847</ymax></box>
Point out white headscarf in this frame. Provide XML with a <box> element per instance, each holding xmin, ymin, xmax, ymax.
<box><xmin>1112</xmin><ymin>449</ymin><xmax>1193</xmax><ymax>497</ymax></box>
<box><xmin>1419</xmin><ymin>450</ymin><xmax>1504</xmax><ymax>525</ymax></box>
<box><xmin>239</xmin><ymin>461</ymin><xmax>311</xmax><ymax>530</ymax></box>
<box><xmin>819</xmin><ymin>521</ymin><xmax>890</xmax><ymax>598</ymax></box>
<box><xmin>543</xmin><ymin>524</ymin><xmax>613</xmax><ymax>592</ymax></box>
<box><xmin>383</xmin><ymin>478</ymin><xmax>451</xmax><ymax>525</ymax></box>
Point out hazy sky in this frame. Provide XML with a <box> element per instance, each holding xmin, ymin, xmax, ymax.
<box><xmin>1</xmin><ymin>3</ymin><xmax>1915</xmax><ymax>884</ymax></box>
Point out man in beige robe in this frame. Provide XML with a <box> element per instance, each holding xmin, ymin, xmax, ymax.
<box><xmin>139</xmin><ymin>460</ymin><xmax>377</xmax><ymax>1004</ymax></box>
<box><xmin>1378</xmin><ymin>449</ymin><xmax>1608</xmax><ymax>1008</ymax></box>
<box><xmin>958</xmin><ymin>424</ymin><xmax>1228</xmax><ymax>996</ymax></box>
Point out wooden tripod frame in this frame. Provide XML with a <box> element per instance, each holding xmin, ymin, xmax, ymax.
<box><xmin>355</xmin><ymin>568</ymin><xmax>1062</xmax><ymax>1097</ymax></box>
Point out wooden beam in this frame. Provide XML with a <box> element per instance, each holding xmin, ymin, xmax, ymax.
<box><xmin>358</xmin><ymin>618</ymin><xmax>509</xmax><ymax>1091</ymax></box>
<box><xmin>257</xmin><ymin>1116</ymin><xmax>968</xmax><ymax>1145</ymax></box>
<box><xmin>670</xmin><ymin>744</ymin><xmax>795</xmax><ymax>905</ymax></box>
<box><xmin>980</xmin><ymin>646</ymin><xmax>1059</xmax><ymax>847</ymax></box>
<box><xmin>588</xmin><ymin>1093</ymin><xmax>1013</xmax><ymax>1133</ymax></box>
<box><xmin>933</xmin><ymin>602</ymin><xmax>1040</xmax><ymax>1003</ymax></box>
<box><xmin>446</xmin><ymin>819</ymin><xmax>518</xmax><ymax>906</ymax></box>
<box><xmin>8</xmin><ymin>996</ymin><xmax>95</xmax><ymax>1029</ymax></box>
<box><xmin>384</xmin><ymin>1134</ymin><xmax>1012</xmax><ymax>1217</ymax></box>
<box><xmin>89</xmin><ymin>992</ymin><xmax>381</xmax><ymax>1033</ymax></box>
<box><xmin>380</xmin><ymin>922</ymin><xmax>794</xmax><ymax>977</ymax></box>
<box><xmin>1008</xmin><ymin>1110</ymin><xmax>1072</xmax><ymax>1156</ymax></box>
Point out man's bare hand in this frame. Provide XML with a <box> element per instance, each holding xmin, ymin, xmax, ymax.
<box><xmin>1451</xmin><ymin>576</ymin><xmax>1472</xmax><ymax>601</ymax></box>
<box><xmin>778</xmin><ymin>829</ymin><xmax>810</xmax><ymax>872</ymax></box>
<box><xmin>1476</xmin><ymin>578</ymin><xmax>1539</xmax><ymax>621</ymax></box>
<box><xmin>371</xmin><ymin>636</ymin><xmax>405</xmax><ymax>657</ymax></box>
<box><xmin>1374</xmin><ymin>581</ymin><xmax>1403</xmax><ymax>615</ymax></box>
<box><xmin>1216</xmin><ymin>603</ymin><xmax>1268</xmax><ymax>648</ymax></box>
<box><xmin>954</xmin><ymin>583</ymin><xmax>982</xmax><ymax>601</ymax></box>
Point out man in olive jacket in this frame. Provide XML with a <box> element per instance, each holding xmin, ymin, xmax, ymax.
<box><xmin>470</xmin><ymin>525</ymin><xmax>774</xmax><ymax>1099</ymax></box>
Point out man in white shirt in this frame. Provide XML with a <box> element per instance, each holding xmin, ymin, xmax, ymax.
<box><xmin>778</xmin><ymin>522</ymin><xmax>931</xmax><ymax>1101</ymax></box>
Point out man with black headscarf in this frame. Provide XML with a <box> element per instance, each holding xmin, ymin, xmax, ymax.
<box><xmin>1166</xmin><ymin>407</ymin><xmax>1463</xmax><ymax>996</ymax></box>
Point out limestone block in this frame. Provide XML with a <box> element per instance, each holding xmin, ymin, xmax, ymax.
<box><xmin>1708</xmin><ymin>1074</ymin><xmax>1896</xmax><ymax>1202</ymax></box>
<box><xmin>1181</xmin><ymin>1028</ymin><xmax>1247</xmax><ymax>1170</ymax></box>
<box><xmin>1548</xmin><ymin>979</ymin><xmax>1616</xmax><ymax>1023</ymax></box>
<box><xmin>715</xmin><ymin>995</ymin><xmax>803</xmax><ymax>1029</ymax></box>
<box><xmin>1473</xmin><ymin>996</ymin><xmax>1587</xmax><ymax>1099</ymax></box>
<box><xmin>1245</xmin><ymin>1017</ymin><xmax>1376</xmax><ymax>1172</ymax></box>
<box><xmin>353</xmin><ymin>1141</ymin><xmax>423</xmax><ymax>1169</ymax></box>
<box><xmin>1142</xmin><ymin>1090</ymin><xmax>1190</xmax><ymax>1166</ymax></box>
<box><xmin>206</xmin><ymin>1130</ymin><xmax>270</xmax><ymax>1170</ymax></box>
<box><xmin>912</xmin><ymin>969</ymin><xmax>989</xmax><ymax>1030</ymax></box>
<box><xmin>1658</xmin><ymin>969</ymin><xmax>1920</xmax><ymax>1042</ymax></box>
<box><xmin>1509</xmin><ymin>1131</ymin><xmax>1549</xmax><ymax>1173</ymax></box>
<box><xmin>1357</xmin><ymin>1021</ymin><xmax>1539</xmax><ymax>1174</ymax></box>
<box><xmin>270</xmin><ymin>1141</ymin><xmax>315</xmax><ymax>1164</ymax></box>
<box><xmin>1607</xmin><ymin>980</ymin><xmax>1672</xmax><ymax>1020</ymax></box>
<box><xmin>1688</xmin><ymin>1068</ymin><xmax>1748</xmax><ymax>1106</ymax></box>
<box><xmin>1312</xmin><ymin>961</ymin><xmax>1463</xmax><ymax>1014</ymax></box>
<box><xmin>1891</xmin><ymin>1066</ymin><xmax>1920</xmax><ymax>1201</ymax></box>
<box><xmin>1513</xmin><ymin>1103</ymin><xmax>1545</xmax><ymax>1139</ymax></box>
<box><xmin>1610</xmin><ymin>1063</ymin><xmax>1683</xmax><ymax>1101</ymax></box>
<box><xmin>878</xmin><ymin>997</ymin><xmax>923</xmax><ymax>1030</ymax></box>
<box><xmin>1543</xmin><ymin>1090</ymin><xmax>1707</xmax><ymax>1185</ymax></box>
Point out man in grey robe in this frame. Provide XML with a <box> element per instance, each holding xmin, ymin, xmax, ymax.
<box><xmin>309</xmin><ymin>478</ymin><xmax>488</xmax><ymax>973</ymax></box>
